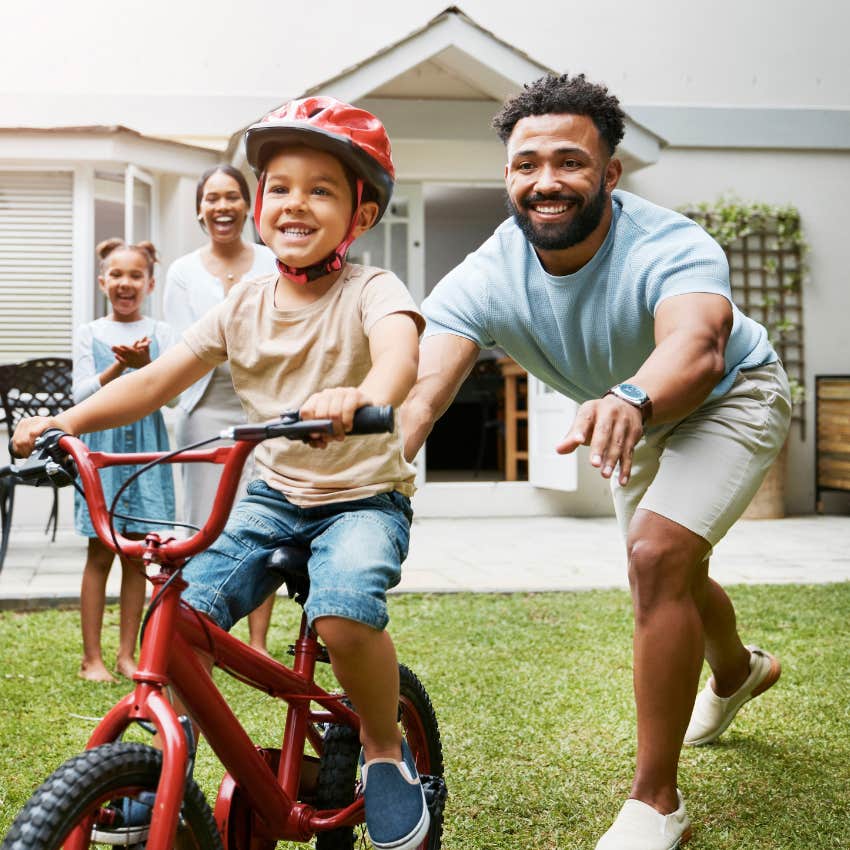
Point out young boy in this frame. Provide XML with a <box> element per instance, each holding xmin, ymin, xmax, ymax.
<box><xmin>13</xmin><ymin>96</ymin><xmax>429</xmax><ymax>850</ymax></box>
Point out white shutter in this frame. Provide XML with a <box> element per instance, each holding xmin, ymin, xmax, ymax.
<box><xmin>0</xmin><ymin>171</ymin><xmax>74</xmax><ymax>362</ymax></box>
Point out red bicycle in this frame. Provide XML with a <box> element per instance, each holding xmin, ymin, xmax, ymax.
<box><xmin>0</xmin><ymin>407</ymin><xmax>446</xmax><ymax>850</ymax></box>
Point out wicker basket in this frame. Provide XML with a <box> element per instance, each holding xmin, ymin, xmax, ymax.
<box><xmin>742</xmin><ymin>442</ymin><xmax>787</xmax><ymax>519</ymax></box>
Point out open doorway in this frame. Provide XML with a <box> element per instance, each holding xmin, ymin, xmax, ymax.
<box><xmin>422</xmin><ymin>183</ymin><xmax>526</xmax><ymax>482</ymax></box>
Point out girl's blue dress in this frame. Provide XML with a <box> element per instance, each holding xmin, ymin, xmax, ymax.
<box><xmin>74</xmin><ymin>335</ymin><xmax>176</xmax><ymax>537</ymax></box>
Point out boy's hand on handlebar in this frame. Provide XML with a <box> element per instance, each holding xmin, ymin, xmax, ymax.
<box><xmin>11</xmin><ymin>416</ymin><xmax>65</xmax><ymax>458</ymax></box>
<box><xmin>299</xmin><ymin>387</ymin><xmax>371</xmax><ymax>449</ymax></box>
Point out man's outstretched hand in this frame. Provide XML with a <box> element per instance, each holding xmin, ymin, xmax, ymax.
<box><xmin>555</xmin><ymin>396</ymin><xmax>643</xmax><ymax>485</ymax></box>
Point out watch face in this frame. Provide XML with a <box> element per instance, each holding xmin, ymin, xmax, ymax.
<box><xmin>617</xmin><ymin>383</ymin><xmax>646</xmax><ymax>403</ymax></box>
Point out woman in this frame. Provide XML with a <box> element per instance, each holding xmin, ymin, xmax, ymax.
<box><xmin>164</xmin><ymin>164</ymin><xmax>278</xmax><ymax>653</ymax></box>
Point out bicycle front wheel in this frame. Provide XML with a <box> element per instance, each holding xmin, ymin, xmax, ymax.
<box><xmin>1</xmin><ymin>742</ymin><xmax>221</xmax><ymax>850</ymax></box>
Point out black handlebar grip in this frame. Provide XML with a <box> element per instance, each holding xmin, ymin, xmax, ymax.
<box><xmin>350</xmin><ymin>405</ymin><xmax>394</xmax><ymax>434</ymax></box>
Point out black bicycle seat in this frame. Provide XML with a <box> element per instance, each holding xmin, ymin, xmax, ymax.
<box><xmin>265</xmin><ymin>544</ymin><xmax>311</xmax><ymax>607</ymax></box>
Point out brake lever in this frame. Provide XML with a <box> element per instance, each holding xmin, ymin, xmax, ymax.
<box><xmin>14</xmin><ymin>429</ymin><xmax>77</xmax><ymax>488</ymax></box>
<box><xmin>9</xmin><ymin>452</ymin><xmax>52</xmax><ymax>485</ymax></box>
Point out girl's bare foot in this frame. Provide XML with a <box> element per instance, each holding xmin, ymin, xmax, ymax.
<box><xmin>116</xmin><ymin>657</ymin><xmax>138</xmax><ymax>679</ymax></box>
<box><xmin>79</xmin><ymin>660</ymin><xmax>117</xmax><ymax>683</ymax></box>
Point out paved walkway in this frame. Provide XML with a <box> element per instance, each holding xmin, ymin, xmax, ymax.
<box><xmin>1</xmin><ymin>514</ymin><xmax>848</xmax><ymax>610</ymax></box>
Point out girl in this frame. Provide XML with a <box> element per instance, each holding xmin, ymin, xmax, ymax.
<box><xmin>73</xmin><ymin>238</ymin><xmax>177</xmax><ymax>681</ymax></box>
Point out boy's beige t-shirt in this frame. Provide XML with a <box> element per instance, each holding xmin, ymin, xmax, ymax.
<box><xmin>182</xmin><ymin>263</ymin><xmax>424</xmax><ymax>507</ymax></box>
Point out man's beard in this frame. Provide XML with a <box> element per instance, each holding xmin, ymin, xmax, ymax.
<box><xmin>507</xmin><ymin>176</ymin><xmax>608</xmax><ymax>252</ymax></box>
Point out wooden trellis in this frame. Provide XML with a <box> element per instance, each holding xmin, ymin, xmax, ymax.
<box><xmin>684</xmin><ymin>207</ymin><xmax>806</xmax><ymax>434</ymax></box>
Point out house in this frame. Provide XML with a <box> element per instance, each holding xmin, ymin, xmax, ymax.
<box><xmin>1</xmin><ymin>4</ymin><xmax>847</xmax><ymax>519</ymax></box>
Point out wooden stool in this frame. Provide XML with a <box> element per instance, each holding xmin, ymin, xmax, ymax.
<box><xmin>497</xmin><ymin>357</ymin><xmax>528</xmax><ymax>481</ymax></box>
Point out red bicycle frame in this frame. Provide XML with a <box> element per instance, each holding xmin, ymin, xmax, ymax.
<box><xmin>57</xmin><ymin>434</ymin><xmax>367</xmax><ymax>849</ymax></box>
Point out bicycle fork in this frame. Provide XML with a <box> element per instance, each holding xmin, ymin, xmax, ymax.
<box><xmin>72</xmin><ymin>574</ymin><xmax>198</xmax><ymax>849</ymax></box>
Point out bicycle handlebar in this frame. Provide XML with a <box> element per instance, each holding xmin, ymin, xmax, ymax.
<box><xmin>227</xmin><ymin>404</ymin><xmax>394</xmax><ymax>441</ymax></box>
<box><xmin>3</xmin><ymin>406</ymin><xmax>395</xmax><ymax>563</ymax></box>
<box><xmin>1</xmin><ymin>428</ymin><xmax>76</xmax><ymax>488</ymax></box>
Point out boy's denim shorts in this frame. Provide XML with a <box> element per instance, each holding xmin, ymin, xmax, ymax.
<box><xmin>181</xmin><ymin>480</ymin><xmax>412</xmax><ymax>632</ymax></box>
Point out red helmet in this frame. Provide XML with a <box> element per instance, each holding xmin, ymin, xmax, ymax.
<box><xmin>245</xmin><ymin>96</ymin><xmax>395</xmax><ymax>221</ymax></box>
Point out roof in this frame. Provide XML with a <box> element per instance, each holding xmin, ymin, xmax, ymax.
<box><xmin>0</xmin><ymin>124</ymin><xmax>220</xmax><ymax>155</ymax></box>
<box><xmin>225</xmin><ymin>7</ymin><xmax>663</xmax><ymax>171</ymax></box>
<box><xmin>0</xmin><ymin>124</ymin><xmax>219</xmax><ymax>175</ymax></box>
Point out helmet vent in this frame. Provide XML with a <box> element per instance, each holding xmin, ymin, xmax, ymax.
<box><xmin>307</xmin><ymin>107</ymin><xmax>325</xmax><ymax>119</ymax></box>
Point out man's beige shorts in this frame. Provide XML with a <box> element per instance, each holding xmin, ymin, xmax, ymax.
<box><xmin>611</xmin><ymin>361</ymin><xmax>792</xmax><ymax>547</ymax></box>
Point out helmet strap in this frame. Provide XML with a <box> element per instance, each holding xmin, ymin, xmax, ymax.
<box><xmin>254</xmin><ymin>177</ymin><xmax>366</xmax><ymax>286</ymax></box>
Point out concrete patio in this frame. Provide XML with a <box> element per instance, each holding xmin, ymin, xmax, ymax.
<box><xmin>1</xmin><ymin>491</ymin><xmax>847</xmax><ymax>610</ymax></box>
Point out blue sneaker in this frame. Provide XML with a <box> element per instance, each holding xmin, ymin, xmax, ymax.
<box><xmin>361</xmin><ymin>740</ymin><xmax>430</xmax><ymax>850</ymax></box>
<box><xmin>90</xmin><ymin>791</ymin><xmax>156</xmax><ymax>845</ymax></box>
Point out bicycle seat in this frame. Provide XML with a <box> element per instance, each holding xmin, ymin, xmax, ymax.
<box><xmin>265</xmin><ymin>544</ymin><xmax>311</xmax><ymax>607</ymax></box>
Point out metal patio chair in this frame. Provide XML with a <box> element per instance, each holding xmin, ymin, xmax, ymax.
<box><xmin>0</xmin><ymin>357</ymin><xmax>74</xmax><ymax>571</ymax></box>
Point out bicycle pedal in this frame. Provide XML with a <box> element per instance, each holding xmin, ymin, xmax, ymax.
<box><xmin>287</xmin><ymin>644</ymin><xmax>331</xmax><ymax>663</ymax></box>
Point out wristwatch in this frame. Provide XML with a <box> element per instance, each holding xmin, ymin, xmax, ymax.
<box><xmin>605</xmin><ymin>383</ymin><xmax>653</xmax><ymax>424</ymax></box>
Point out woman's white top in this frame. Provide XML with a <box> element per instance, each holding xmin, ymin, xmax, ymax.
<box><xmin>163</xmin><ymin>243</ymin><xmax>277</xmax><ymax>413</ymax></box>
<box><xmin>73</xmin><ymin>316</ymin><xmax>179</xmax><ymax>404</ymax></box>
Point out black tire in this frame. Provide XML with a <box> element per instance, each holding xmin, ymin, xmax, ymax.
<box><xmin>314</xmin><ymin>717</ymin><xmax>361</xmax><ymax>850</ymax></box>
<box><xmin>1</xmin><ymin>742</ymin><xmax>222</xmax><ymax>850</ymax></box>
<box><xmin>315</xmin><ymin>665</ymin><xmax>444</xmax><ymax>850</ymax></box>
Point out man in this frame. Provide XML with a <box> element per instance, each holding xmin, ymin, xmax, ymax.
<box><xmin>401</xmin><ymin>74</ymin><xmax>790</xmax><ymax>850</ymax></box>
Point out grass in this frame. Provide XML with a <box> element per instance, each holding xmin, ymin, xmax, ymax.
<box><xmin>1</xmin><ymin>585</ymin><xmax>849</xmax><ymax>848</ymax></box>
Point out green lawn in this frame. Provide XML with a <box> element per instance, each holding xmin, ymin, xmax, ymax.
<box><xmin>1</xmin><ymin>585</ymin><xmax>849</xmax><ymax>848</ymax></box>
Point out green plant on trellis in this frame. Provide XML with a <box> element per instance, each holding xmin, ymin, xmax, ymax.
<box><xmin>681</xmin><ymin>197</ymin><xmax>807</xmax><ymax>424</ymax></box>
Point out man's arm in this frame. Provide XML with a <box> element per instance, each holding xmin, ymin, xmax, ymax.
<box><xmin>400</xmin><ymin>333</ymin><xmax>480</xmax><ymax>462</ymax></box>
<box><xmin>631</xmin><ymin>292</ymin><xmax>732</xmax><ymax>420</ymax></box>
<box><xmin>557</xmin><ymin>292</ymin><xmax>732</xmax><ymax>484</ymax></box>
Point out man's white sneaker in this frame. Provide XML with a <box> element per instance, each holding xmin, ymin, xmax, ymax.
<box><xmin>595</xmin><ymin>790</ymin><xmax>691</xmax><ymax>850</ymax></box>
<box><xmin>684</xmin><ymin>645</ymin><xmax>781</xmax><ymax>746</ymax></box>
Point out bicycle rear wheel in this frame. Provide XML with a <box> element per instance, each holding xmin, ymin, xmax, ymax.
<box><xmin>315</xmin><ymin>665</ymin><xmax>445</xmax><ymax>850</ymax></box>
<box><xmin>1</xmin><ymin>742</ymin><xmax>221</xmax><ymax>850</ymax></box>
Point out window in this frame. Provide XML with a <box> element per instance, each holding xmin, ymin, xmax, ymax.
<box><xmin>0</xmin><ymin>170</ymin><xmax>74</xmax><ymax>361</ymax></box>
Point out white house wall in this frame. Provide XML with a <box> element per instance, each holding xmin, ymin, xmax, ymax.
<box><xmin>2</xmin><ymin>1</ymin><xmax>846</xmax><ymax>138</ymax></box>
<box><xmin>624</xmin><ymin>148</ymin><xmax>850</xmax><ymax>515</ymax></box>
<box><xmin>393</xmin><ymin>139</ymin><xmax>506</xmax><ymax>182</ymax></box>
<box><xmin>1</xmin><ymin>2</ymin><xmax>847</xmax><ymax>520</ymax></box>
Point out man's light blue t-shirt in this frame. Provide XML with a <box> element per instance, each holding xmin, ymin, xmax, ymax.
<box><xmin>422</xmin><ymin>189</ymin><xmax>776</xmax><ymax>405</ymax></box>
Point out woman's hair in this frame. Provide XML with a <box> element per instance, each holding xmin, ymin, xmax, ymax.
<box><xmin>96</xmin><ymin>238</ymin><xmax>159</xmax><ymax>275</ymax></box>
<box><xmin>195</xmin><ymin>164</ymin><xmax>252</xmax><ymax>214</ymax></box>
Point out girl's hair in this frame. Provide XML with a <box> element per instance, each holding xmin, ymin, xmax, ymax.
<box><xmin>96</xmin><ymin>238</ymin><xmax>159</xmax><ymax>276</ymax></box>
<box><xmin>195</xmin><ymin>164</ymin><xmax>252</xmax><ymax>214</ymax></box>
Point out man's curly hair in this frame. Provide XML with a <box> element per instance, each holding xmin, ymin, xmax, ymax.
<box><xmin>492</xmin><ymin>73</ymin><xmax>625</xmax><ymax>155</ymax></box>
